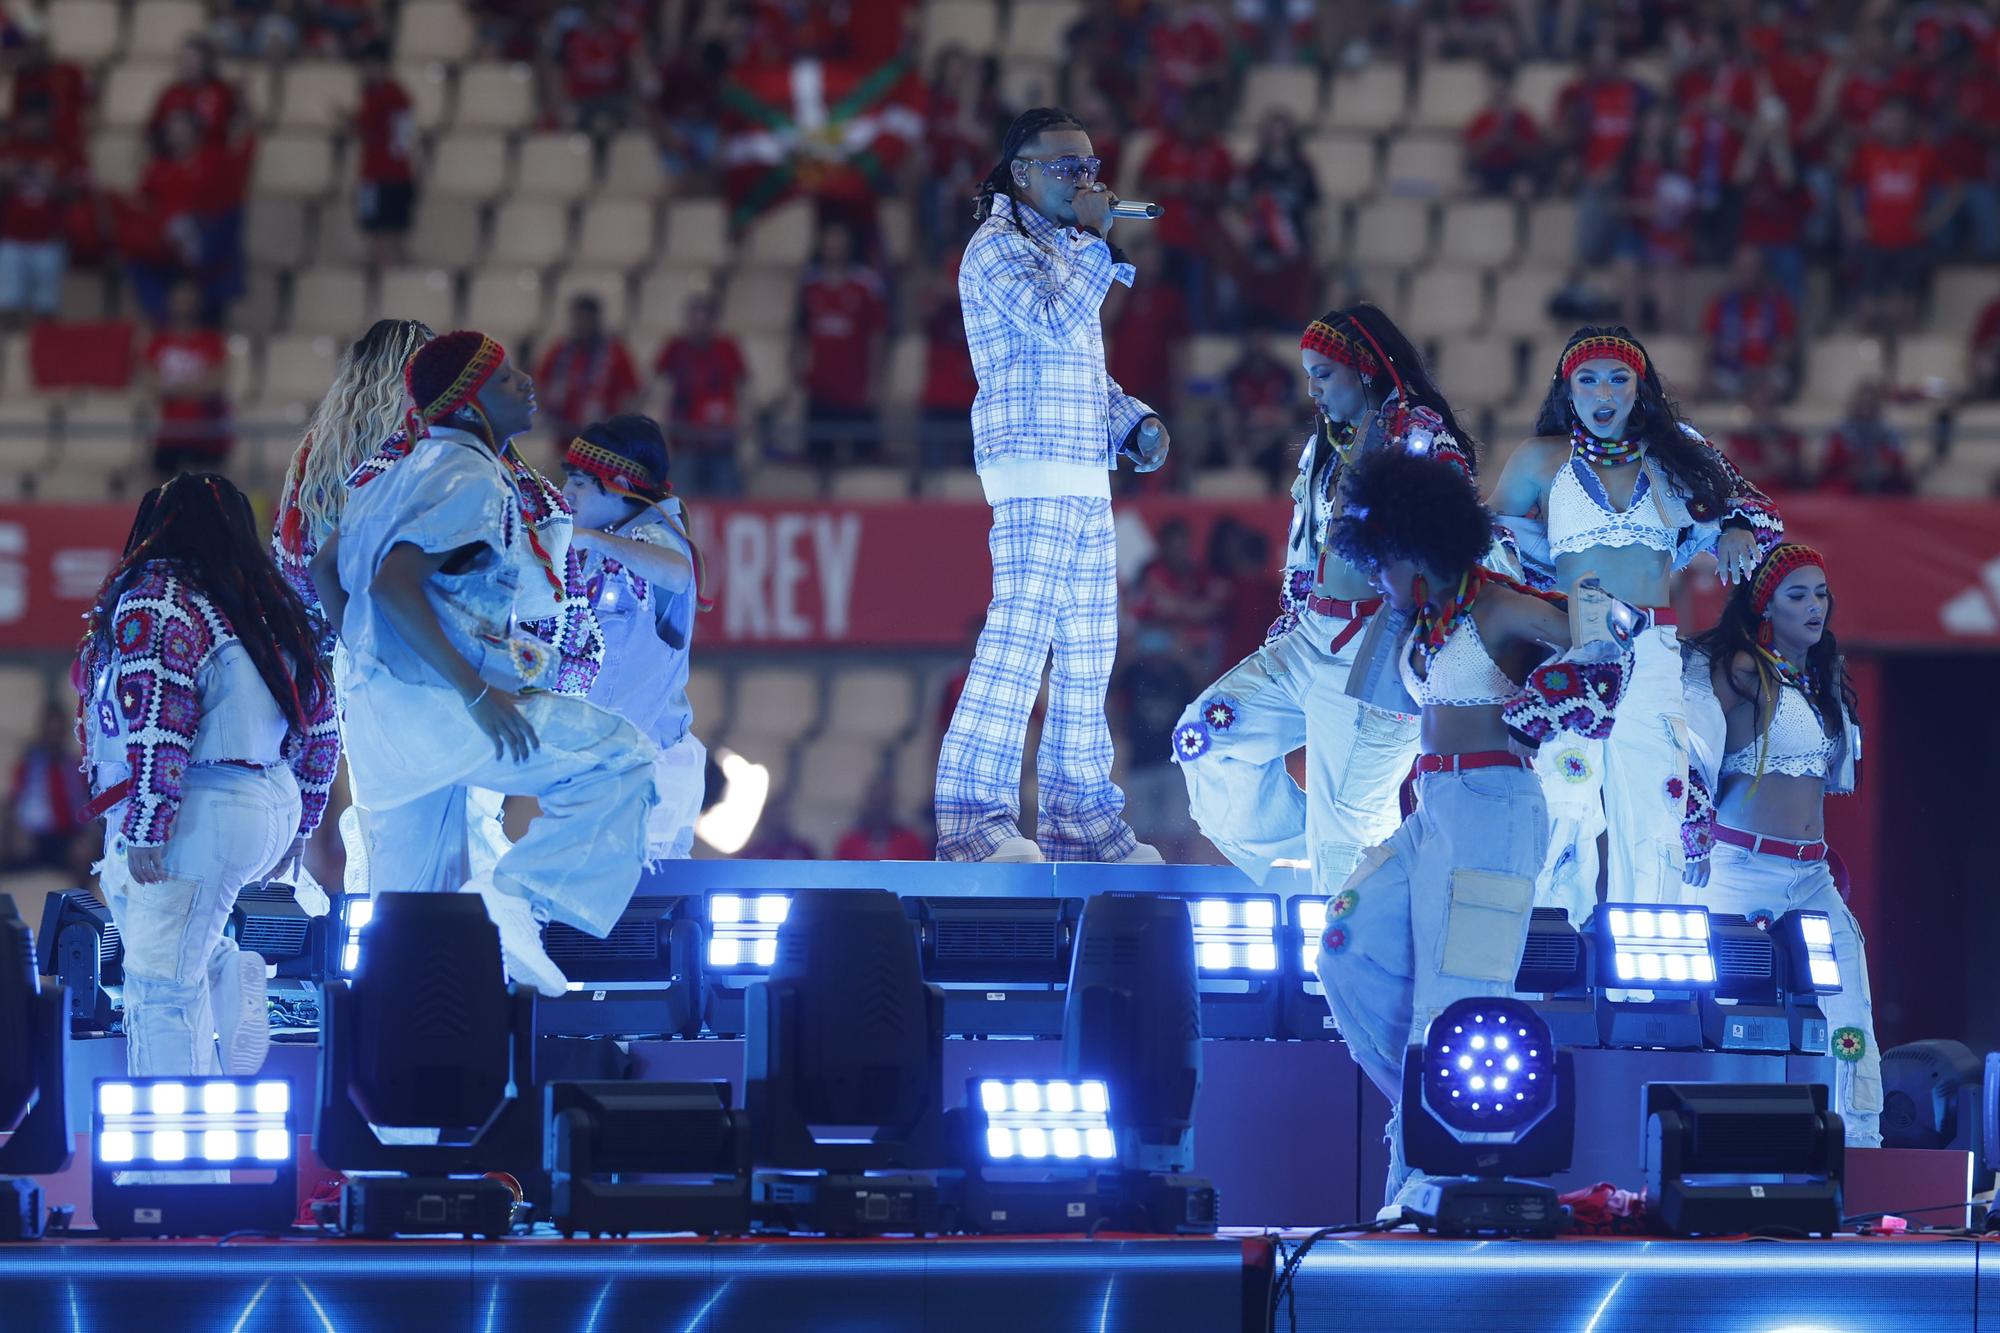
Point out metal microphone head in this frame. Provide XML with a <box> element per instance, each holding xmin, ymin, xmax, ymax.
<box><xmin>1108</xmin><ymin>200</ymin><xmax>1163</xmax><ymax>220</ymax></box>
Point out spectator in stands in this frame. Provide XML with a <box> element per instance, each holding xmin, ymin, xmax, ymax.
<box><xmin>352</xmin><ymin>41</ymin><xmax>417</xmax><ymax>269</ymax></box>
<box><xmin>1966</xmin><ymin>293</ymin><xmax>2000</xmax><ymax>400</ymax></box>
<box><xmin>1145</xmin><ymin>0</ymin><xmax>1229</xmax><ymax>131</ymax></box>
<box><xmin>834</xmin><ymin>774</ymin><xmax>930</xmax><ymax>861</ymax></box>
<box><xmin>126</xmin><ymin>103</ymin><xmax>253</xmax><ymax>325</ymax></box>
<box><xmin>919</xmin><ymin>46</ymin><xmax>1001</xmax><ymax>261</ymax></box>
<box><xmin>1677</xmin><ymin>61</ymin><xmax>1753</xmax><ymax>263</ymax></box>
<box><xmin>741</xmin><ymin>800</ymin><xmax>817</xmax><ymax>860</ymax></box>
<box><xmin>1554</xmin><ymin>35</ymin><xmax>1654</xmax><ymax>268</ymax></box>
<box><xmin>1463</xmin><ymin>66</ymin><xmax>1545</xmax><ymax>198</ymax></box>
<box><xmin>549</xmin><ymin>0</ymin><xmax>649</xmax><ymax>136</ymax></box>
<box><xmin>919</xmin><ymin>251</ymin><xmax>978</xmax><ymax>470</ymax></box>
<box><xmin>1613</xmin><ymin>109</ymin><xmax>1694</xmax><ymax>329</ymax></box>
<box><xmin>143</xmin><ymin>278</ymin><xmax>233</xmax><ymax>478</ymax></box>
<box><xmin>1219</xmin><ymin>336</ymin><xmax>1301</xmax><ymax>485</ymax></box>
<box><xmin>1701</xmin><ymin>247</ymin><xmax>1801</xmax><ymax>402</ymax></box>
<box><xmin>1</xmin><ymin>701</ymin><xmax>87</xmax><ymax>873</ymax></box>
<box><xmin>211</xmin><ymin>0</ymin><xmax>301</xmax><ymax>58</ymax></box>
<box><xmin>651</xmin><ymin>17</ymin><xmax>727</xmax><ymax>179</ymax></box>
<box><xmin>1230</xmin><ymin>110</ymin><xmax>1320</xmax><ymax>331</ymax></box>
<box><xmin>1722</xmin><ymin>379</ymin><xmax>1810</xmax><ymax>493</ymax></box>
<box><xmin>472</xmin><ymin>0</ymin><xmax>544</xmax><ymax>61</ymax></box>
<box><xmin>536</xmin><ymin>293</ymin><xmax>643</xmax><ymax>451</ymax></box>
<box><xmin>7</xmin><ymin>25</ymin><xmax>89</xmax><ymax>158</ymax></box>
<box><xmin>656</xmin><ymin>292</ymin><xmax>748</xmax><ymax>496</ymax></box>
<box><xmin>1210</xmin><ymin>519</ymin><xmax>1274</xmax><ymax>669</ymax></box>
<box><xmin>148</xmin><ymin>38</ymin><xmax>241</xmax><ymax>149</ymax></box>
<box><xmin>795</xmin><ymin>221</ymin><xmax>888</xmax><ymax>467</ymax></box>
<box><xmin>1819</xmin><ymin>381</ymin><xmax>1913</xmax><ymax>495</ymax></box>
<box><xmin>1733</xmin><ymin>88</ymin><xmax>1811</xmax><ymax>309</ymax></box>
<box><xmin>1131</xmin><ymin>518</ymin><xmax>1226</xmax><ymax>678</ymax></box>
<box><xmin>0</xmin><ymin>99</ymin><xmax>84</xmax><ymax>327</ymax></box>
<box><xmin>1932</xmin><ymin>29</ymin><xmax>2000</xmax><ymax>260</ymax></box>
<box><xmin>1112</xmin><ymin>626</ymin><xmax>1200</xmax><ymax>861</ymax></box>
<box><xmin>1844</xmin><ymin>98</ymin><xmax>1955</xmax><ymax>333</ymax></box>
<box><xmin>1105</xmin><ymin>230</ymin><xmax>1190</xmax><ymax>427</ymax></box>
<box><xmin>1142</xmin><ymin>87</ymin><xmax>1238</xmax><ymax>331</ymax></box>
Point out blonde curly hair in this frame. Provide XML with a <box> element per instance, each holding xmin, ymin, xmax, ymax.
<box><xmin>276</xmin><ymin>318</ymin><xmax>436</xmax><ymax>553</ymax></box>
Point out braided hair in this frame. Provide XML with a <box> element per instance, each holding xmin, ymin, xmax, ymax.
<box><xmin>973</xmin><ymin>105</ymin><xmax>1087</xmax><ymax>225</ymax></box>
<box><xmin>1320</xmin><ymin>302</ymin><xmax>1480</xmax><ymax>469</ymax></box>
<box><xmin>1329</xmin><ymin>446</ymin><xmax>1492</xmax><ymax>581</ymax></box>
<box><xmin>1534</xmin><ymin>325</ymin><xmax>1732</xmax><ymax>514</ymax></box>
<box><xmin>86</xmin><ymin>474</ymin><xmax>329</xmax><ymax>730</ymax></box>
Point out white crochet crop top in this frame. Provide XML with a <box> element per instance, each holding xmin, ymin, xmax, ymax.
<box><xmin>1720</xmin><ymin>683</ymin><xmax>1839</xmax><ymax>779</ymax></box>
<box><xmin>1547</xmin><ymin>454</ymin><xmax>1677</xmax><ymax>557</ymax></box>
<box><xmin>1398</xmin><ymin>620</ymin><xmax>1517</xmax><ymax>707</ymax></box>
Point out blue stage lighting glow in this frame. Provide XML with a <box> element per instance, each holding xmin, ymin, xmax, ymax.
<box><xmin>1294</xmin><ymin>898</ymin><xmax>1326</xmax><ymax>977</ymax></box>
<box><xmin>94</xmin><ymin>1078</ymin><xmax>294</xmax><ymax>1166</ymax></box>
<box><xmin>1601</xmin><ymin>906</ymin><xmax>1717</xmax><ymax>987</ymax></box>
<box><xmin>1181</xmin><ymin>895</ymin><xmax>1280</xmax><ymax>975</ymax></box>
<box><xmin>705</xmin><ymin>892</ymin><xmax>791</xmax><ymax>971</ymax></box>
<box><xmin>340</xmin><ymin>895</ymin><xmax>373</xmax><ymax>975</ymax></box>
<box><xmin>971</xmin><ymin>1078</ymin><xmax>1116</xmax><ymax>1163</ymax></box>
<box><xmin>1420</xmin><ymin>1000</ymin><xmax>1556</xmax><ymax>1137</ymax></box>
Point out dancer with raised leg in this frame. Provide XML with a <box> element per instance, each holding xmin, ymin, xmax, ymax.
<box><xmin>1486</xmin><ymin>328</ymin><xmax>1782</xmax><ymax>916</ymax></box>
<box><xmin>1683</xmin><ymin>544</ymin><xmax>1882</xmax><ymax>1145</ymax></box>
<box><xmin>1173</xmin><ymin>304</ymin><xmax>1473</xmax><ymax>891</ymax></box>
<box><xmin>333</xmin><ymin>331</ymin><xmax>654</xmax><ymax>995</ymax></box>
<box><xmin>933</xmin><ymin>106</ymin><xmax>1171</xmax><ymax>864</ymax></box>
<box><xmin>1314</xmin><ymin>449</ymin><xmax>1628</xmax><ymax>1213</ymax></box>
<box><xmin>78</xmin><ymin>474</ymin><xmax>339</xmax><ymax>1082</ymax></box>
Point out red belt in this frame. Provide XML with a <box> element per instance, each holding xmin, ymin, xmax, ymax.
<box><xmin>1713</xmin><ymin>822</ymin><xmax>1826</xmax><ymax>862</ymax></box>
<box><xmin>1643</xmin><ymin>606</ymin><xmax>1678</xmax><ymax>628</ymax></box>
<box><xmin>1306</xmin><ymin>594</ymin><xmax>1382</xmax><ymax>655</ymax></box>
<box><xmin>1399</xmin><ymin>750</ymin><xmax>1533</xmax><ymax>817</ymax></box>
<box><xmin>81</xmin><ymin>779</ymin><xmax>132</xmax><ymax>825</ymax></box>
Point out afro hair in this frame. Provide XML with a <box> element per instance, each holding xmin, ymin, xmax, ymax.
<box><xmin>1328</xmin><ymin>447</ymin><xmax>1493</xmax><ymax>579</ymax></box>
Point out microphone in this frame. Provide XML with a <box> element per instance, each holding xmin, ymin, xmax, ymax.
<box><xmin>1109</xmin><ymin>199</ymin><xmax>1164</xmax><ymax>220</ymax></box>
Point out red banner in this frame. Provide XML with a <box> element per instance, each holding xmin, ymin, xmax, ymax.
<box><xmin>5</xmin><ymin>497</ymin><xmax>2000</xmax><ymax>653</ymax></box>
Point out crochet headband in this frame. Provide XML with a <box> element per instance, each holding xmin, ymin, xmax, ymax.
<box><xmin>565</xmin><ymin>436</ymin><xmax>668</xmax><ymax>502</ymax></box>
<box><xmin>1559</xmin><ymin>334</ymin><xmax>1647</xmax><ymax>380</ymax></box>
<box><xmin>403</xmin><ymin>330</ymin><xmax>506</xmax><ymax>443</ymax></box>
<box><xmin>1751</xmin><ymin>543</ymin><xmax>1826</xmax><ymax>615</ymax></box>
<box><xmin>1300</xmin><ymin>319</ymin><xmax>1382</xmax><ymax>378</ymax></box>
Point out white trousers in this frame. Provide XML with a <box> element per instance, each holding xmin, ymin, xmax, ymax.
<box><xmin>1534</xmin><ymin>623</ymin><xmax>1688</xmax><ymax>917</ymax></box>
<box><xmin>648</xmin><ymin>732</ymin><xmax>707</xmax><ymax>862</ymax></box>
<box><xmin>1702</xmin><ymin>840</ymin><xmax>1884</xmax><ymax>1147</ymax></box>
<box><xmin>1174</xmin><ymin>611</ymin><xmax>1418</xmax><ymax>891</ymax></box>
<box><xmin>1315</xmin><ymin>767</ymin><xmax>1548</xmax><ymax>1203</ymax></box>
<box><xmin>96</xmin><ymin>764</ymin><xmax>298</xmax><ymax>1079</ymax></box>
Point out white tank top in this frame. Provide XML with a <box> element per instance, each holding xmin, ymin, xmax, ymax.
<box><xmin>1547</xmin><ymin>453</ymin><xmax>1677</xmax><ymax>557</ymax></box>
<box><xmin>1721</xmin><ymin>682</ymin><xmax>1839</xmax><ymax>779</ymax></box>
<box><xmin>1398</xmin><ymin>620</ymin><xmax>1517</xmax><ymax>707</ymax></box>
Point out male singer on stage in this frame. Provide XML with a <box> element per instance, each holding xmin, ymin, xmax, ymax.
<box><xmin>933</xmin><ymin>107</ymin><xmax>1171</xmax><ymax>865</ymax></box>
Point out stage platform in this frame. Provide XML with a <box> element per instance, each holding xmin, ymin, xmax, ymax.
<box><xmin>0</xmin><ymin>1231</ymin><xmax>1990</xmax><ymax>1332</ymax></box>
<box><xmin>642</xmin><ymin>855</ymin><xmax>1311</xmax><ymax>896</ymax></box>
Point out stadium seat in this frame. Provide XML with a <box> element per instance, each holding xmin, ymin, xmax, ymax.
<box><xmin>102</xmin><ymin>62</ymin><xmax>177</xmax><ymax>129</ymax></box>
<box><xmin>0</xmin><ymin>407</ymin><xmax>53</xmax><ymax>470</ymax></box>
<box><xmin>1350</xmin><ymin>199</ymin><xmax>1433</xmax><ymax>267</ymax></box>
<box><xmin>1802</xmin><ymin>335</ymin><xmax>1889</xmax><ymax>400</ymax></box>
<box><xmin>1432</xmin><ymin>335</ymin><xmax>1519</xmax><ymax>409</ymax></box>
<box><xmin>997</xmin><ymin>58</ymin><xmax>1061</xmax><ymax>112</ymax></box>
<box><xmin>397</xmin><ymin>0</ymin><xmax>477</xmax><ymax>62</ymax></box>
<box><xmin>890</xmin><ymin>733</ymin><xmax>942</xmax><ymax>816</ymax></box>
<box><xmin>1512</xmin><ymin>63</ymin><xmax>1571</xmax><ymax>122</ymax></box>
<box><xmin>406</xmin><ymin>196</ymin><xmax>488</xmax><ymax>267</ymax></box>
<box><xmin>576</xmin><ymin>198</ymin><xmax>659</xmax><ymax>267</ymax></box>
<box><xmin>374</xmin><ymin>266</ymin><xmax>461</xmax><ymax>332</ymax></box>
<box><xmin>920</xmin><ymin>470</ymin><xmax>987</xmax><ymax>500</ymax></box>
<box><xmin>222</xmin><ymin>61</ymin><xmax>278</xmax><ymax>125</ymax></box>
<box><xmin>602</xmin><ymin>131</ymin><xmax>670</xmax><ymax>198</ymax></box>
<box><xmin>1189</xmin><ymin>469</ymin><xmax>1271</xmax><ymax>499</ymax></box>
<box><xmin>1303</xmin><ymin>134</ymin><xmax>1378</xmax><ymax>203</ymax></box>
<box><xmin>47</xmin><ymin>0</ymin><xmax>123</xmax><ymax>63</ymax></box>
<box><xmin>720</xmin><ymin>267</ymin><xmax>799</xmax><ymax>337</ymax></box>
<box><xmin>224</xmin><ymin>336</ymin><xmax>259</xmax><ymax>401</ymax></box>
<box><xmin>1522</xmin><ymin>200</ymin><xmax>1579</xmax><ymax>265</ymax></box>
<box><xmin>550</xmin><ymin>267</ymin><xmax>632</xmax><ymax>331</ymax></box>
<box><xmin>1894</xmin><ymin>335</ymin><xmax>1964</xmax><ymax>395</ymax></box>
<box><xmin>742</xmin><ymin>198</ymin><xmax>817</xmax><ymax>265</ymax></box>
<box><xmin>1328</xmin><ymin>64</ymin><xmax>1408</xmax><ymax>132</ymax></box>
<box><xmin>636</xmin><ymin>265</ymin><xmax>718</xmax><ymax>327</ymax></box>
<box><xmin>465</xmin><ymin>270</ymin><xmax>549</xmax><ymax>343</ymax></box>
<box><xmin>1439</xmin><ymin>199</ymin><xmax>1520</xmax><ymax>266</ymax></box>
<box><xmin>243</xmin><ymin>198</ymin><xmax>312</xmax><ymax>269</ymax></box>
<box><xmin>687</xmin><ymin>667</ymin><xmax>729</xmax><ymax>736</ymax></box>
<box><xmin>252</xmin><ymin>133</ymin><xmax>339</xmax><ymax>197</ymax></box>
<box><xmin>664</xmin><ymin>199</ymin><xmax>731</xmax><ymax>266</ymax></box>
<box><xmin>89</xmin><ymin>131</ymin><xmax>147</xmax><ymax>193</ymax></box>
<box><xmin>1918</xmin><ymin>455</ymin><xmax>1998</xmax><ymax>499</ymax></box>
<box><xmin>737</xmin><ymin>334</ymin><xmax>791</xmax><ymax>409</ymax></box>
<box><xmin>794</xmin><ymin>737</ymin><xmax>893</xmax><ymax>803</ymax></box>
<box><xmin>58</xmin><ymin>271</ymin><xmax>108</xmax><ymax>322</ymax></box>
<box><xmin>734</xmin><ymin>667</ymin><xmax>823</xmax><ymax>743</ymax></box>
<box><xmin>829</xmin><ymin>467</ymin><xmax>913</xmax><ymax>501</ymax></box>
<box><xmin>516</xmin><ymin>132</ymin><xmax>597</xmax><ymax>199</ymax></box>
<box><xmin>34</xmin><ymin>470</ymin><xmax>120</xmax><ymax>503</ymax></box>
<box><xmin>455</xmin><ymin>63</ymin><xmax>538</xmax><ymax>132</ymax></box>
<box><xmin>1640</xmin><ymin>334</ymin><xmax>1699</xmax><ymax>397</ymax></box>
<box><xmin>1489</xmin><ymin>266</ymin><xmax>1567</xmax><ymax>338</ymax></box>
<box><xmin>490</xmin><ymin>198</ymin><xmax>574</xmax><ymax>266</ymax></box>
<box><xmin>429</xmin><ymin>131</ymin><xmax>514</xmax><ymax>199</ymax></box>
<box><xmin>825</xmin><ymin>668</ymin><xmax>918</xmax><ymax>741</ymax></box>
<box><xmin>1381</xmin><ymin>134</ymin><xmax>1462</xmax><ymax>197</ymax></box>
<box><xmin>399</xmin><ymin>62</ymin><xmax>454</xmax><ymax>130</ymax></box>
<box><xmin>279</xmin><ymin>61</ymin><xmax>361</xmax><ymax>132</ymax></box>
<box><xmin>1410</xmin><ymin>60</ymin><xmax>1489</xmax><ymax>132</ymax></box>
<box><xmin>884</xmin><ymin>333</ymin><xmax>926</xmax><ymax>412</ymax></box>
<box><xmin>1929</xmin><ymin>265</ymin><xmax>2000</xmax><ymax>336</ymax></box>
<box><xmin>753</xmin><ymin>464</ymin><xmax>823</xmax><ymax>499</ymax></box>
<box><xmin>1236</xmin><ymin>66</ymin><xmax>1324</xmax><ymax>132</ymax></box>
<box><xmin>922</xmin><ymin>1</ymin><xmax>1002</xmax><ymax>58</ymax></box>
<box><xmin>262</xmin><ymin>334</ymin><xmax>342</xmax><ymax>405</ymax></box>
<box><xmin>1004</xmin><ymin>0</ymin><xmax>1085</xmax><ymax>62</ymax></box>
<box><xmin>289</xmin><ymin>269</ymin><xmax>370</xmax><ymax>337</ymax></box>
<box><xmin>1405</xmin><ymin>267</ymin><xmax>1489</xmax><ymax>338</ymax></box>
<box><xmin>237</xmin><ymin>269</ymin><xmax>285</xmax><ymax>335</ymax></box>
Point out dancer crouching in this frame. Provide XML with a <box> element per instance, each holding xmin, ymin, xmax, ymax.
<box><xmin>78</xmin><ymin>474</ymin><xmax>339</xmax><ymax>1079</ymax></box>
<box><xmin>1684</xmin><ymin>544</ymin><xmax>1882</xmax><ymax>1145</ymax></box>
<box><xmin>1316</xmin><ymin>448</ymin><xmax>1627</xmax><ymax>1212</ymax></box>
<box><xmin>334</xmin><ymin>330</ymin><xmax>654</xmax><ymax>995</ymax></box>
<box><xmin>560</xmin><ymin>415</ymin><xmax>710</xmax><ymax>861</ymax></box>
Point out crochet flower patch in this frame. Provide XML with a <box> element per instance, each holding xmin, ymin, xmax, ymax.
<box><xmin>1173</xmin><ymin>722</ymin><xmax>1211</xmax><ymax>761</ymax></box>
<box><xmin>1556</xmin><ymin>749</ymin><xmax>1592</xmax><ymax>783</ymax></box>
<box><xmin>1329</xmin><ymin>887</ymin><xmax>1359</xmax><ymax>919</ymax></box>
<box><xmin>1320</xmin><ymin>923</ymin><xmax>1351</xmax><ymax>956</ymax></box>
<box><xmin>1202</xmin><ymin>698</ymin><xmax>1239</xmax><ymax>731</ymax></box>
<box><xmin>1832</xmin><ymin>1027</ymin><xmax>1867</xmax><ymax>1062</ymax></box>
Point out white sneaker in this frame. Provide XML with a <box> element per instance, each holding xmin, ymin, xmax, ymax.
<box><xmin>475</xmin><ymin>881</ymin><xmax>569</xmax><ymax>998</ymax></box>
<box><xmin>981</xmin><ymin>836</ymin><xmax>1045</xmax><ymax>863</ymax></box>
<box><xmin>1106</xmin><ymin>841</ymin><xmax>1165</xmax><ymax>865</ymax></box>
<box><xmin>211</xmin><ymin>947</ymin><xmax>270</xmax><ymax>1075</ymax></box>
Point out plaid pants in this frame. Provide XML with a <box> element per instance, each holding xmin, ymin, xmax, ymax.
<box><xmin>935</xmin><ymin>497</ymin><xmax>1138</xmax><ymax>861</ymax></box>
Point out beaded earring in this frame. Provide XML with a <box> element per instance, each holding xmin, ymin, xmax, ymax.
<box><xmin>1755</xmin><ymin>618</ymin><xmax>1774</xmax><ymax>648</ymax></box>
<box><xmin>1412</xmin><ymin>572</ymin><xmax>1430</xmax><ymax>609</ymax></box>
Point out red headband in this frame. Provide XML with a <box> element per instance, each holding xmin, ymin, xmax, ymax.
<box><xmin>565</xmin><ymin>436</ymin><xmax>668</xmax><ymax>501</ymax></box>
<box><xmin>1559</xmin><ymin>335</ymin><xmax>1647</xmax><ymax>380</ymax></box>
<box><xmin>1300</xmin><ymin>320</ymin><xmax>1381</xmax><ymax>378</ymax></box>
<box><xmin>1751</xmin><ymin>543</ymin><xmax>1826</xmax><ymax>615</ymax></box>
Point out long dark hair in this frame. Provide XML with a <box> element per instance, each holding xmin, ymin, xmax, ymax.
<box><xmin>1533</xmin><ymin>325</ymin><xmax>1732</xmax><ymax>514</ymax></box>
<box><xmin>1686</xmin><ymin>563</ymin><xmax>1856</xmax><ymax>747</ymax></box>
<box><xmin>973</xmin><ymin>105</ymin><xmax>1086</xmax><ymax>224</ymax></box>
<box><xmin>1329</xmin><ymin>447</ymin><xmax>1492</xmax><ymax>580</ymax></box>
<box><xmin>86</xmin><ymin>474</ymin><xmax>329</xmax><ymax>730</ymax></box>
<box><xmin>1318</xmin><ymin>302</ymin><xmax>1480</xmax><ymax>470</ymax></box>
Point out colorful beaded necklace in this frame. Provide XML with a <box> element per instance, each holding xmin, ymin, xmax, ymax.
<box><xmin>1570</xmin><ymin>422</ymin><xmax>1645</xmax><ymax>467</ymax></box>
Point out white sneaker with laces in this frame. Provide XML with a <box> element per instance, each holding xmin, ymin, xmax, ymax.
<box><xmin>1106</xmin><ymin>841</ymin><xmax>1165</xmax><ymax>865</ymax></box>
<box><xmin>475</xmin><ymin>880</ymin><xmax>568</xmax><ymax>997</ymax></box>
<box><xmin>980</xmin><ymin>836</ymin><xmax>1045</xmax><ymax>863</ymax></box>
<box><xmin>210</xmin><ymin>946</ymin><xmax>270</xmax><ymax>1075</ymax></box>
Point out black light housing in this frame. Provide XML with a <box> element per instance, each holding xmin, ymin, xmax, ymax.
<box><xmin>90</xmin><ymin>1075</ymin><xmax>297</xmax><ymax>1237</ymax></box>
<box><xmin>1643</xmin><ymin>1082</ymin><xmax>1844</xmax><ymax>1236</ymax></box>
<box><xmin>1512</xmin><ymin>907</ymin><xmax>1597</xmax><ymax>1049</ymax></box>
<box><xmin>1698</xmin><ymin>913</ymin><xmax>1789</xmax><ymax>1054</ymax></box>
<box><xmin>1880</xmin><ymin>1039</ymin><xmax>1985</xmax><ymax>1157</ymax></box>
<box><xmin>36</xmin><ymin>890</ymin><xmax>120</xmax><ymax>1032</ymax></box>
<box><xmin>1770</xmin><ymin>909</ymin><xmax>1840</xmax><ymax>1055</ymax></box>
<box><xmin>948</xmin><ymin>1076</ymin><xmax>1117</xmax><ymax>1234</ymax></box>
<box><xmin>907</xmin><ymin>896</ymin><xmax>1079</xmax><ymax>1038</ymax></box>
<box><xmin>1170</xmin><ymin>892</ymin><xmax>1283</xmax><ymax>1039</ymax></box>
<box><xmin>0</xmin><ymin>898</ymin><xmax>72</xmax><ymax>1239</ymax></box>
<box><xmin>545</xmin><ymin>1080</ymin><xmax>749</xmax><ymax>1237</ymax></box>
<box><xmin>536</xmin><ymin>894</ymin><xmax>705</xmax><ymax>1039</ymax></box>
<box><xmin>1586</xmin><ymin>904</ymin><xmax>1717</xmax><ymax>1050</ymax></box>
<box><xmin>1282</xmin><ymin>895</ymin><xmax>1337</xmax><ymax>1040</ymax></box>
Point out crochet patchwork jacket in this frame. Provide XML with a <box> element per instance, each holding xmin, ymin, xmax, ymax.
<box><xmin>82</xmin><ymin>562</ymin><xmax>340</xmax><ymax>846</ymax></box>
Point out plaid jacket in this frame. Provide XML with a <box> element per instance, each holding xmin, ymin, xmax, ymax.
<box><xmin>959</xmin><ymin>195</ymin><xmax>1154</xmax><ymax>472</ymax></box>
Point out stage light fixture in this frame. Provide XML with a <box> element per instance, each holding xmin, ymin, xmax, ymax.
<box><xmin>1770</xmin><ymin>910</ymin><xmax>1840</xmax><ymax>1055</ymax></box>
<box><xmin>0</xmin><ymin>898</ymin><xmax>74</xmax><ymax>1239</ymax></box>
<box><xmin>747</xmin><ymin>889</ymin><xmax>948</xmax><ymax>1236</ymax></box>
<box><xmin>1587</xmin><ymin>904</ymin><xmax>1716</xmax><ymax>1050</ymax></box>
<box><xmin>1881</xmin><ymin>1039</ymin><xmax>1986</xmax><ymax>1158</ymax></box>
<box><xmin>314</xmin><ymin>893</ymin><xmax>537</xmax><ymax>1238</ymax></box>
<box><xmin>952</xmin><ymin>1078</ymin><xmax>1116</xmax><ymax>1234</ymax></box>
<box><xmin>1399</xmin><ymin>997</ymin><xmax>1575</xmax><ymax>1237</ymax></box>
<box><xmin>1698</xmin><ymin>913</ymin><xmax>1790</xmax><ymax>1054</ymax></box>
<box><xmin>90</xmin><ymin>1076</ymin><xmax>297</xmax><ymax>1236</ymax></box>
<box><xmin>909</xmin><ymin>896</ymin><xmax>1080</xmax><ymax>1038</ymax></box>
<box><xmin>36</xmin><ymin>890</ymin><xmax>121</xmax><ymax>1032</ymax></box>
<box><xmin>1644</xmin><ymin>1082</ymin><xmax>1843</xmax><ymax>1236</ymax></box>
<box><xmin>335</xmin><ymin>893</ymin><xmax>372</xmax><ymax>977</ymax></box>
<box><xmin>1154</xmin><ymin>891</ymin><xmax>1283</xmax><ymax>1039</ymax></box>
<box><xmin>545</xmin><ymin>1080</ymin><xmax>750</xmax><ymax>1237</ymax></box>
<box><xmin>704</xmin><ymin>890</ymin><xmax>794</xmax><ymax>1035</ymax></box>
<box><xmin>1281</xmin><ymin>896</ymin><xmax>1338</xmax><ymax>1040</ymax></box>
<box><xmin>1511</xmin><ymin>907</ymin><xmax>1598</xmax><ymax>1048</ymax></box>
<box><xmin>536</xmin><ymin>894</ymin><xmax>705</xmax><ymax>1039</ymax></box>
